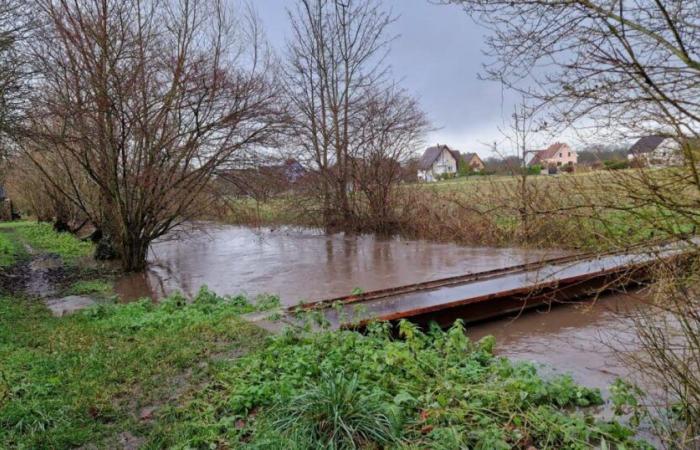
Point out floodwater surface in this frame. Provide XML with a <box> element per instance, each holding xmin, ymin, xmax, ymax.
<box><xmin>117</xmin><ymin>224</ymin><xmax>569</xmax><ymax>305</ymax></box>
<box><xmin>468</xmin><ymin>291</ymin><xmax>653</xmax><ymax>394</ymax></box>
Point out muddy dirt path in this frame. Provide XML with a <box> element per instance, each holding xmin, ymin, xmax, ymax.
<box><xmin>1</xmin><ymin>241</ymin><xmax>98</xmax><ymax>316</ymax></box>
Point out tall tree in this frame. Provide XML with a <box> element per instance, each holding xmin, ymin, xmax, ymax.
<box><xmin>0</xmin><ymin>0</ymin><xmax>32</xmax><ymax>165</ymax></box>
<box><xmin>285</xmin><ymin>0</ymin><xmax>426</xmax><ymax>230</ymax></box>
<box><xmin>23</xmin><ymin>0</ymin><xmax>284</xmax><ymax>270</ymax></box>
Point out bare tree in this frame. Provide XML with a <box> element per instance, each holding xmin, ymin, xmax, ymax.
<box><xmin>22</xmin><ymin>0</ymin><xmax>284</xmax><ymax>270</ymax></box>
<box><xmin>351</xmin><ymin>86</ymin><xmax>429</xmax><ymax>231</ymax></box>
<box><xmin>0</xmin><ymin>0</ymin><xmax>33</xmax><ymax>168</ymax></box>
<box><xmin>284</xmin><ymin>0</ymin><xmax>425</xmax><ymax>231</ymax></box>
<box><xmin>446</xmin><ymin>1</ymin><xmax>700</xmax><ymax>445</ymax></box>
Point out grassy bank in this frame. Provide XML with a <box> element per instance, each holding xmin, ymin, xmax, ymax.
<box><xmin>0</xmin><ymin>221</ymin><xmax>115</xmax><ymax>296</ymax></box>
<box><xmin>225</xmin><ymin>169</ymin><xmax>697</xmax><ymax>252</ymax></box>
<box><xmin>0</xmin><ymin>290</ymin><xmax>271</xmax><ymax>449</ymax></box>
<box><xmin>0</xmin><ymin>291</ymin><xmax>650</xmax><ymax>449</ymax></box>
<box><xmin>7</xmin><ymin>221</ymin><xmax>94</xmax><ymax>263</ymax></box>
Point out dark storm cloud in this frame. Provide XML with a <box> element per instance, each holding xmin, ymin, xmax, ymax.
<box><xmin>256</xmin><ymin>0</ymin><xmax>523</xmax><ymax>156</ymax></box>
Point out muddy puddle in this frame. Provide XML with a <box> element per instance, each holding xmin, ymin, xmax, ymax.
<box><xmin>116</xmin><ymin>224</ymin><xmax>570</xmax><ymax>305</ymax></box>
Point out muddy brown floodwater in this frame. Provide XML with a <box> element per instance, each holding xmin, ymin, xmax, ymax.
<box><xmin>115</xmin><ymin>223</ymin><xmax>570</xmax><ymax>305</ymax></box>
<box><xmin>468</xmin><ymin>291</ymin><xmax>653</xmax><ymax>395</ymax></box>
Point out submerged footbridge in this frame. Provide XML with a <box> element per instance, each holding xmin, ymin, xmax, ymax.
<box><xmin>246</xmin><ymin>239</ymin><xmax>696</xmax><ymax>331</ymax></box>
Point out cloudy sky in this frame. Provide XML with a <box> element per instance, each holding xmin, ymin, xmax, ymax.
<box><xmin>256</xmin><ymin>0</ymin><xmax>527</xmax><ymax>158</ymax></box>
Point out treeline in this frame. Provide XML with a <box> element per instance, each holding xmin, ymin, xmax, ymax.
<box><xmin>1</xmin><ymin>0</ymin><xmax>429</xmax><ymax>270</ymax></box>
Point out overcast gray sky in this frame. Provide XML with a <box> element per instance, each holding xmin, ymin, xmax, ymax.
<box><xmin>256</xmin><ymin>0</ymin><xmax>524</xmax><ymax>157</ymax></box>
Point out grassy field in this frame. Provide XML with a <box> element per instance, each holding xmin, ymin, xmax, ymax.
<box><xmin>225</xmin><ymin>168</ymin><xmax>698</xmax><ymax>251</ymax></box>
<box><xmin>0</xmin><ymin>219</ymin><xmax>652</xmax><ymax>448</ymax></box>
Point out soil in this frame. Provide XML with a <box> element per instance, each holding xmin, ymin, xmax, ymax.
<box><xmin>1</xmin><ymin>245</ymin><xmax>108</xmax><ymax>316</ymax></box>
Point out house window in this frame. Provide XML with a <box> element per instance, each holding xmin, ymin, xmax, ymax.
<box><xmin>568</xmin><ymin>152</ymin><xmax>571</xmax><ymax>157</ymax></box>
<box><xmin>559</xmin><ymin>153</ymin><xmax>562</xmax><ymax>158</ymax></box>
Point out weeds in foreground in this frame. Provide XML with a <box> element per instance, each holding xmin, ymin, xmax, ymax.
<box><xmin>148</xmin><ymin>320</ymin><xmax>650</xmax><ymax>449</ymax></box>
<box><xmin>273</xmin><ymin>372</ymin><xmax>398</xmax><ymax>449</ymax></box>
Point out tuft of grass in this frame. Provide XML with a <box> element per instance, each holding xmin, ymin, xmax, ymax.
<box><xmin>66</xmin><ymin>280</ymin><xmax>113</xmax><ymax>296</ymax></box>
<box><xmin>273</xmin><ymin>372</ymin><xmax>398</xmax><ymax>448</ymax></box>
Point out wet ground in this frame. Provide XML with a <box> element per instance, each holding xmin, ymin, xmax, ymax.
<box><xmin>116</xmin><ymin>224</ymin><xmax>569</xmax><ymax>305</ymax></box>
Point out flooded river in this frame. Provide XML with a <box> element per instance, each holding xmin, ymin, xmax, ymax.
<box><xmin>116</xmin><ymin>223</ymin><xmax>650</xmax><ymax>393</ymax></box>
<box><xmin>116</xmin><ymin>224</ymin><xmax>569</xmax><ymax>305</ymax></box>
<box><xmin>469</xmin><ymin>292</ymin><xmax>651</xmax><ymax>393</ymax></box>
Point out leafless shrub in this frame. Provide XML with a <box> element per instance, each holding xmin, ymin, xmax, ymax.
<box><xmin>20</xmin><ymin>0</ymin><xmax>285</xmax><ymax>270</ymax></box>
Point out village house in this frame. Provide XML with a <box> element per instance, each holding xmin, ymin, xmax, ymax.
<box><xmin>626</xmin><ymin>135</ymin><xmax>683</xmax><ymax>167</ymax></box>
<box><xmin>417</xmin><ymin>144</ymin><xmax>483</xmax><ymax>181</ymax></box>
<box><xmin>526</xmin><ymin>142</ymin><xmax>577</xmax><ymax>169</ymax></box>
<box><xmin>461</xmin><ymin>152</ymin><xmax>485</xmax><ymax>172</ymax></box>
<box><xmin>417</xmin><ymin>145</ymin><xmax>459</xmax><ymax>181</ymax></box>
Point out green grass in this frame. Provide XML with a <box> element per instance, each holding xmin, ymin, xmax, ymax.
<box><xmin>9</xmin><ymin>221</ymin><xmax>93</xmax><ymax>263</ymax></box>
<box><xmin>0</xmin><ymin>287</ymin><xmax>273</xmax><ymax>449</ymax></box>
<box><xmin>0</xmin><ymin>231</ymin><xmax>21</xmax><ymax>267</ymax></box>
<box><xmin>66</xmin><ymin>279</ymin><xmax>113</xmax><ymax>296</ymax></box>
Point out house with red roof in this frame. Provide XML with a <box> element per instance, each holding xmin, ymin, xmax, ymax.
<box><xmin>526</xmin><ymin>143</ymin><xmax>577</xmax><ymax>168</ymax></box>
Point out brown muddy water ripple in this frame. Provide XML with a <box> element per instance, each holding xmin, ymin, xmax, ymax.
<box><xmin>116</xmin><ymin>224</ymin><xmax>571</xmax><ymax>304</ymax></box>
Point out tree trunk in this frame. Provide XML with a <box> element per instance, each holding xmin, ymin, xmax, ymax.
<box><xmin>120</xmin><ymin>237</ymin><xmax>149</xmax><ymax>272</ymax></box>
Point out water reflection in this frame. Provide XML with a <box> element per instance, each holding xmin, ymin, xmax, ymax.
<box><xmin>115</xmin><ymin>224</ymin><xmax>569</xmax><ymax>305</ymax></box>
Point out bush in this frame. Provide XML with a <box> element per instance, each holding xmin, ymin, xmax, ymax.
<box><xmin>527</xmin><ymin>164</ymin><xmax>543</xmax><ymax>175</ymax></box>
<box><xmin>604</xmin><ymin>159</ymin><xmax>630</xmax><ymax>170</ymax></box>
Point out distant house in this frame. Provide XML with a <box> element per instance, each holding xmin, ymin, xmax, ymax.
<box><xmin>627</xmin><ymin>135</ymin><xmax>683</xmax><ymax>167</ymax></box>
<box><xmin>461</xmin><ymin>152</ymin><xmax>485</xmax><ymax>172</ymax></box>
<box><xmin>416</xmin><ymin>145</ymin><xmax>461</xmax><ymax>182</ymax></box>
<box><xmin>526</xmin><ymin>142</ymin><xmax>577</xmax><ymax>168</ymax></box>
